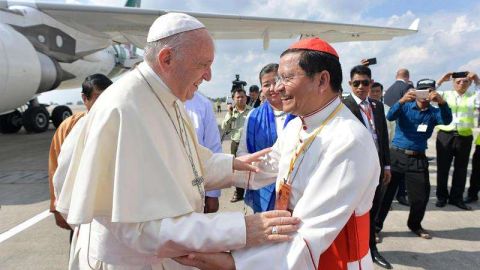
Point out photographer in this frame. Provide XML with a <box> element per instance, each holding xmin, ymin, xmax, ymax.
<box><xmin>435</xmin><ymin>71</ymin><xmax>480</xmax><ymax>210</ymax></box>
<box><xmin>376</xmin><ymin>79</ymin><xmax>452</xmax><ymax>240</ymax></box>
<box><xmin>221</xmin><ymin>88</ymin><xmax>251</xmax><ymax>202</ymax></box>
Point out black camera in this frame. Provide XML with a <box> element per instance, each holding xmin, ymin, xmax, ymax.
<box><xmin>231</xmin><ymin>74</ymin><xmax>247</xmax><ymax>92</ymax></box>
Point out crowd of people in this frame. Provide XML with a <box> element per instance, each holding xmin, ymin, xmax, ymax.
<box><xmin>46</xmin><ymin>12</ymin><xmax>479</xmax><ymax>270</ymax></box>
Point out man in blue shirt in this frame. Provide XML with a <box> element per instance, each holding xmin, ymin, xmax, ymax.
<box><xmin>376</xmin><ymin>79</ymin><xmax>452</xmax><ymax>240</ymax></box>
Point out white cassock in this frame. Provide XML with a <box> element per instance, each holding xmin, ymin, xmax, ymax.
<box><xmin>56</xmin><ymin>62</ymin><xmax>248</xmax><ymax>270</ymax></box>
<box><xmin>233</xmin><ymin>97</ymin><xmax>380</xmax><ymax>270</ymax></box>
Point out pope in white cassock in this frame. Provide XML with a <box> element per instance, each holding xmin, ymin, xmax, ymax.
<box><xmin>175</xmin><ymin>39</ymin><xmax>380</xmax><ymax>270</ymax></box>
<box><xmin>55</xmin><ymin>13</ymin><xmax>300</xmax><ymax>270</ymax></box>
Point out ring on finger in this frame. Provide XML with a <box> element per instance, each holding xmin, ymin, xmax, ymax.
<box><xmin>271</xmin><ymin>226</ymin><xmax>278</xmax><ymax>235</ymax></box>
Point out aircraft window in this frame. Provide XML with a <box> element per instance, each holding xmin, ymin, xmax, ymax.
<box><xmin>56</xmin><ymin>35</ymin><xmax>63</xmax><ymax>48</ymax></box>
<box><xmin>38</xmin><ymin>35</ymin><xmax>45</xmax><ymax>43</ymax></box>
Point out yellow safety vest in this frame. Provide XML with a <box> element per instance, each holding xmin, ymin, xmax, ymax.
<box><xmin>437</xmin><ymin>90</ymin><xmax>476</xmax><ymax>136</ymax></box>
<box><xmin>476</xmin><ymin>135</ymin><xmax>480</xmax><ymax>145</ymax></box>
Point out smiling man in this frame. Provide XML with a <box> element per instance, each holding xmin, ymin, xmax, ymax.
<box><xmin>343</xmin><ymin>65</ymin><xmax>392</xmax><ymax>269</ymax></box>
<box><xmin>55</xmin><ymin>13</ymin><xmax>300</xmax><ymax>270</ymax></box>
<box><xmin>175</xmin><ymin>37</ymin><xmax>380</xmax><ymax>270</ymax></box>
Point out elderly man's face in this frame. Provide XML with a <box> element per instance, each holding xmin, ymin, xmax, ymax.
<box><xmin>170</xmin><ymin>30</ymin><xmax>214</xmax><ymax>101</ymax></box>
<box><xmin>276</xmin><ymin>52</ymin><xmax>318</xmax><ymax>115</ymax></box>
<box><xmin>453</xmin><ymin>78</ymin><xmax>471</xmax><ymax>94</ymax></box>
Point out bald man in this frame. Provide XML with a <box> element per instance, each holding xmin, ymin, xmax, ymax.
<box><xmin>384</xmin><ymin>69</ymin><xmax>412</xmax><ymax>107</ymax></box>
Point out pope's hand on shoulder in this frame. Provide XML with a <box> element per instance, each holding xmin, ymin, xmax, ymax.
<box><xmin>245</xmin><ymin>210</ymin><xmax>301</xmax><ymax>247</ymax></box>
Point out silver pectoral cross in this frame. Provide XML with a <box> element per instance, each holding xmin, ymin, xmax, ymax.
<box><xmin>192</xmin><ymin>176</ymin><xmax>205</xmax><ymax>201</ymax></box>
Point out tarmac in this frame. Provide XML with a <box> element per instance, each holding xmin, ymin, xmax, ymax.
<box><xmin>0</xmin><ymin>107</ymin><xmax>479</xmax><ymax>270</ymax></box>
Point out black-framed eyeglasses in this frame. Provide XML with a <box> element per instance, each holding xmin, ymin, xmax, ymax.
<box><xmin>351</xmin><ymin>80</ymin><xmax>371</xmax><ymax>87</ymax></box>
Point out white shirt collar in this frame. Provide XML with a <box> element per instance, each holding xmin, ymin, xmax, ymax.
<box><xmin>351</xmin><ymin>93</ymin><xmax>368</xmax><ymax>106</ymax></box>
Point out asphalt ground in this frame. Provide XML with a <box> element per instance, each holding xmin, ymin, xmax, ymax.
<box><xmin>0</xmin><ymin>107</ymin><xmax>479</xmax><ymax>270</ymax></box>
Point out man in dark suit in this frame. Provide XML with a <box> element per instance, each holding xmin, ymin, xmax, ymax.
<box><xmin>384</xmin><ymin>68</ymin><xmax>411</xmax><ymax>106</ymax></box>
<box><xmin>383</xmin><ymin>68</ymin><xmax>412</xmax><ymax>206</ymax></box>
<box><xmin>246</xmin><ymin>85</ymin><xmax>261</xmax><ymax>108</ymax></box>
<box><xmin>343</xmin><ymin>65</ymin><xmax>392</xmax><ymax>269</ymax></box>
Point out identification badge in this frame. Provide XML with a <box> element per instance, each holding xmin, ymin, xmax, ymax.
<box><xmin>275</xmin><ymin>182</ymin><xmax>292</xmax><ymax>210</ymax></box>
<box><xmin>417</xmin><ymin>124</ymin><xmax>428</xmax><ymax>132</ymax></box>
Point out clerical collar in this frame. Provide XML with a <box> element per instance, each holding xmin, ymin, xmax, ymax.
<box><xmin>300</xmin><ymin>97</ymin><xmax>340</xmax><ymax>131</ymax></box>
<box><xmin>138</xmin><ymin>62</ymin><xmax>178</xmax><ymax>106</ymax></box>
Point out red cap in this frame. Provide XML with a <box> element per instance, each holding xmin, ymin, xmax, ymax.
<box><xmin>289</xmin><ymin>38</ymin><xmax>339</xmax><ymax>59</ymax></box>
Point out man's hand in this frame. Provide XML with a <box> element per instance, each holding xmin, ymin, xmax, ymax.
<box><xmin>245</xmin><ymin>210</ymin><xmax>300</xmax><ymax>247</ymax></box>
<box><xmin>227</xmin><ymin>104</ymin><xmax>233</xmax><ymax>113</ymax></box>
<box><xmin>204</xmin><ymin>197</ymin><xmax>219</xmax><ymax>213</ymax></box>
<box><xmin>429</xmin><ymin>90</ymin><xmax>445</xmax><ymax>105</ymax></box>
<box><xmin>467</xmin><ymin>72</ymin><xmax>480</xmax><ymax>85</ymax></box>
<box><xmin>437</xmin><ymin>72</ymin><xmax>453</xmax><ymax>86</ymax></box>
<box><xmin>174</xmin><ymin>252</ymin><xmax>235</xmax><ymax>270</ymax></box>
<box><xmin>52</xmin><ymin>211</ymin><xmax>71</xmax><ymax>230</ymax></box>
<box><xmin>360</xmin><ymin>59</ymin><xmax>370</xmax><ymax>66</ymax></box>
<box><xmin>399</xmin><ymin>90</ymin><xmax>416</xmax><ymax>104</ymax></box>
<box><xmin>233</xmin><ymin>148</ymin><xmax>272</xmax><ymax>173</ymax></box>
<box><xmin>383</xmin><ymin>169</ymin><xmax>391</xmax><ymax>185</ymax></box>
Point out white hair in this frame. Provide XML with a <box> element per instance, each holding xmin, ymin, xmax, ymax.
<box><xmin>143</xmin><ymin>31</ymin><xmax>188</xmax><ymax>65</ymax></box>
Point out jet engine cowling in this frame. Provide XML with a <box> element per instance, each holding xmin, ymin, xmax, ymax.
<box><xmin>0</xmin><ymin>23</ymin><xmax>63</xmax><ymax>114</ymax></box>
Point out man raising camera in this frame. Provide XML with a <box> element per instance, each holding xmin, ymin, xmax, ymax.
<box><xmin>376</xmin><ymin>79</ymin><xmax>452</xmax><ymax>240</ymax></box>
<box><xmin>435</xmin><ymin>71</ymin><xmax>480</xmax><ymax>210</ymax></box>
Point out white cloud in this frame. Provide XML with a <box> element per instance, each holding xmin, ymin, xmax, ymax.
<box><xmin>39</xmin><ymin>0</ymin><xmax>480</xmax><ymax>102</ymax></box>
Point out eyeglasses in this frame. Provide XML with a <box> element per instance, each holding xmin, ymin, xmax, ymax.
<box><xmin>351</xmin><ymin>80</ymin><xmax>371</xmax><ymax>87</ymax></box>
<box><xmin>275</xmin><ymin>73</ymin><xmax>306</xmax><ymax>87</ymax></box>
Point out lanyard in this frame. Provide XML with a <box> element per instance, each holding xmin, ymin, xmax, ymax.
<box><xmin>284</xmin><ymin>103</ymin><xmax>344</xmax><ymax>185</ymax></box>
<box><xmin>359</xmin><ymin>102</ymin><xmax>375</xmax><ymax>131</ymax></box>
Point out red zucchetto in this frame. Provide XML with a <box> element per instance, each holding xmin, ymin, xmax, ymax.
<box><xmin>289</xmin><ymin>38</ymin><xmax>339</xmax><ymax>59</ymax></box>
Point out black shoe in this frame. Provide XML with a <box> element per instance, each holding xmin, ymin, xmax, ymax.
<box><xmin>230</xmin><ymin>192</ymin><xmax>243</xmax><ymax>203</ymax></box>
<box><xmin>464</xmin><ymin>196</ymin><xmax>478</xmax><ymax>204</ymax></box>
<box><xmin>396</xmin><ymin>196</ymin><xmax>410</xmax><ymax>206</ymax></box>
<box><xmin>371</xmin><ymin>249</ymin><xmax>392</xmax><ymax>269</ymax></box>
<box><xmin>435</xmin><ymin>199</ymin><xmax>447</xmax><ymax>207</ymax></box>
<box><xmin>410</xmin><ymin>227</ymin><xmax>432</xmax><ymax>239</ymax></box>
<box><xmin>449</xmin><ymin>201</ymin><xmax>472</xmax><ymax>210</ymax></box>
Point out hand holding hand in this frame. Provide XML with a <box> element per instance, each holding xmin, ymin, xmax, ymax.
<box><xmin>245</xmin><ymin>210</ymin><xmax>300</xmax><ymax>247</ymax></box>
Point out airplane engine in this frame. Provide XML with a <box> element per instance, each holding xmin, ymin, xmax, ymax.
<box><xmin>0</xmin><ymin>24</ymin><xmax>63</xmax><ymax>114</ymax></box>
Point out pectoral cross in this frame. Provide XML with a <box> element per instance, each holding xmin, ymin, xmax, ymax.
<box><xmin>192</xmin><ymin>176</ymin><xmax>205</xmax><ymax>201</ymax></box>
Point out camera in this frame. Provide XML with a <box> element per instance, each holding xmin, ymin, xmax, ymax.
<box><xmin>451</xmin><ymin>71</ymin><xmax>468</xmax><ymax>79</ymax></box>
<box><xmin>366</xmin><ymin>58</ymin><xmax>377</xmax><ymax>65</ymax></box>
<box><xmin>231</xmin><ymin>74</ymin><xmax>247</xmax><ymax>93</ymax></box>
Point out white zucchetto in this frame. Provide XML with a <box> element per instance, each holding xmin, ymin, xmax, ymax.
<box><xmin>147</xmin><ymin>12</ymin><xmax>205</xmax><ymax>42</ymax></box>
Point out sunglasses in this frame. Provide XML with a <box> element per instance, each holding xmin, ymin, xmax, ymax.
<box><xmin>351</xmin><ymin>80</ymin><xmax>371</xmax><ymax>87</ymax></box>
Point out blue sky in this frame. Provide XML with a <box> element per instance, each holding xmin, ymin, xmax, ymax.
<box><xmin>38</xmin><ymin>0</ymin><xmax>480</xmax><ymax>104</ymax></box>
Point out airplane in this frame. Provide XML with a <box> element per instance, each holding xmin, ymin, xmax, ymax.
<box><xmin>0</xmin><ymin>0</ymin><xmax>419</xmax><ymax>134</ymax></box>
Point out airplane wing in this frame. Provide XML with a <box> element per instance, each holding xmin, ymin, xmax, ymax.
<box><xmin>5</xmin><ymin>1</ymin><xmax>418</xmax><ymax>49</ymax></box>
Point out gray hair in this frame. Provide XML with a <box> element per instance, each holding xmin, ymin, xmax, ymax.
<box><xmin>143</xmin><ymin>31</ymin><xmax>188</xmax><ymax>64</ymax></box>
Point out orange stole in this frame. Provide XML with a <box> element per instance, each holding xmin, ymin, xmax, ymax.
<box><xmin>318</xmin><ymin>212</ymin><xmax>370</xmax><ymax>270</ymax></box>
